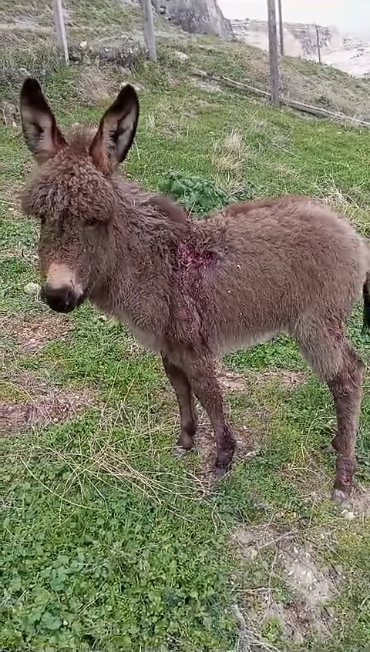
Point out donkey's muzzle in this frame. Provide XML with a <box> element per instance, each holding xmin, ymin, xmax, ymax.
<box><xmin>41</xmin><ymin>283</ymin><xmax>85</xmax><ymax>313</ymax></box>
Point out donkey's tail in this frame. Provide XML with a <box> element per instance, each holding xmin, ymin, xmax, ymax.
<box><xmin>363</xmin><ymin>272</ymin><xmax>370</xmax><ymax>332</ymax></box>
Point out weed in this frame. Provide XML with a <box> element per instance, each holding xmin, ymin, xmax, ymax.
<box><xmin>158</xmin><ymin>170</ymin><xmax>252</xmax><ymax>214</ymax></box>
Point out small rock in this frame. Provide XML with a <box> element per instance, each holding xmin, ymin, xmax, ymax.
<box><xmin>192</xmin><ymin>68</ymin><xmax>208</xmax><ymax>77</ymax></box>
<box><xmin>19</xmin><ymin>67</ymin><xmax>31</xmax><ymax>78</ymax></box>
<box><xmin>342</xmin><ymin>509</ymin><xmax>355</xmax><ymax>520</ymax></box>
<box><xmin>332</xmin><ymin>564</ymin><xmax>343</xmax><ymax>577</ymax></box>
<box><xmin>324</xmin><ymin>605</ymin><xmax>335</xmax><ymax>618</ymax></box>
<box><xmin>24</xmin><ymin>282</ymin><xmax>40</xmax><ymax>296</ymax></box>
<box><xmin>253</xmin><ymin>502</ymin><xmax>270</xmax><ymax>511</ymax></box>
<box><xmin>174</xmin><ymin>51</ymin><xmax>189</xmax><ymax>62</ymax></box>
<box><xmin>79</xmin><ymin>41</ymin><xmax>87</xmax><ymax>48</ymax></box>
<box><xmin>118</xmin><ymin>66</ymin><xmax>132</xmax><ymax>76</ymax></box>
<box><xmin>245</xmin><ymin>547</ymin><xmax>257</xmax><ymax>561</ymax></box>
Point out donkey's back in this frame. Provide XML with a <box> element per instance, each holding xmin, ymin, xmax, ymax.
<box><xmin>192</xmin><ymin>195</ymin><xmax>369</xmax><ymax>356</ymax></box>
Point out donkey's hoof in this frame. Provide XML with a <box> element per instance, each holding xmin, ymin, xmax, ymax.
<box><xmin>172</xmin><ymin>445</ymin><xmax>191</xmax><ymax>458</ymax></box>
<box><xmin>213</xmin><ymin>465</ymin><xmax>232</xmax><ymax>481</ymax></box>
<box><xmin>332</xmin><ymin>488</ymin><xmax>350</xmax><ymax>505</ymax></box>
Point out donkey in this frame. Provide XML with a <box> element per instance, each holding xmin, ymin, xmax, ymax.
<box><xmin>19</xmin><ymin>78</ymin><xmax>370</xmax><ymax>504</ymax></box>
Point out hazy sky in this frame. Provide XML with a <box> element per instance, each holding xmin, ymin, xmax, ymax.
<box><xmin>218</xmin><ymin>1</ymin><xmax>370</xmax><ymax>38</ymax></box>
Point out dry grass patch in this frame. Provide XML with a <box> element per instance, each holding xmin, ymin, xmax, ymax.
<box><xmin>273</xmin><ymin>450</ymin><xmax>370</xmax><ymax>519</ymax></box>
<box><xmin>145</xmin><ymin>112</ymin><xmax>156</xmax><ymax>131</ymax></box>
<box><xmin>0</xmin><ymin>181</ymin><xmax>24</xmax><ymax>210</ymax></box>
<box><xmin>316</xmin><ymin>180</ymin><xmax>370</xmax><ymax>236</ymax></box>
<box><xmin>218</xmin><ymin>362</ymin><xmax>308</xmax><ymax>393</ymax></box>
<box><xmin>192</xmin><ymin>78</ymin><xmax>223</xmax><ymax>94</ymax></box>
<box><xmin>342</xmin><ymin>486</ymin><xmax>370</xmax><ymax>518</ymax></box>
<box><xmin>75</xmin><ymin>67</ymin><xmax>120</xmax><ymax>107</ymax></box>
<box><xmin>212</xmin><ymin>128</ymin><xmax>246</xmax><ymax>177</ymax></box>
<box><xmin>1</xmin><ymin>245</ymin><xmax>38</xmax><ymax>265</ymax></box>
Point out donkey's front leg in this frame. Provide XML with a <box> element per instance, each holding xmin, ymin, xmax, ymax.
<box><xmin>162</xmin><ymin>354</ymin><xmax>198</xmax><ymax>453</ymax></box>
<box><xmin>182</xmin><ymin>354</ymin><xmax>236</xmax><ymax>477</ymax></box>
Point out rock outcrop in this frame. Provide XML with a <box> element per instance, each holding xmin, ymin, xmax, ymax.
<box><xmin>158</xmin><ymin>0</ymin><xmax>233</xmax><ymax>38</ymax></box>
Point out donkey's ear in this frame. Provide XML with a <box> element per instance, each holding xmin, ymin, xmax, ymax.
<box><xmin>89</xmin><ymin>84</ymin><xmax>139</xmax><ymax>174</ymax></box>
<box><xmin>20</xmin><ymin>78</ymin><xmax>67</xmax><ymax>164</ymax></box>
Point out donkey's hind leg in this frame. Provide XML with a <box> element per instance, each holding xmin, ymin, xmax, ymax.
<box><xmin>327</xmin><ymin>342</ymin><xmax>364</xmax><ymax>503</ymax></box>
<box><xmin>295</xmin><ymin>321</ymin><xmax>364</xmax><ymax>504</ymax></box>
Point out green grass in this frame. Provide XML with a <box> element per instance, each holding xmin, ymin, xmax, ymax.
<box><xmin>1</xmin><ymin>34</ymin><xmax>370</xmax><ymax>652</ymax></box>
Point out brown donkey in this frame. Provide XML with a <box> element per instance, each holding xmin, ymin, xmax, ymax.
<box><xmin>20</xmin><ymin>79</ymin><xmax>370</xmax><ymax>504</ymax></box>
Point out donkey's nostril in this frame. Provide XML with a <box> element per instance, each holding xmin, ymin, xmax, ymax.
<box><xmin>42</xmin><ymin>283</ymin><xmax>79</xmax><ymax>313</ymax></box>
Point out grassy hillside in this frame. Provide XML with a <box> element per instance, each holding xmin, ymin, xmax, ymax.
<box><xmin>1</xmin><ymin>0</ymin><xmax>370</xmax><ymax>119</ymax></box>
<box><xmin>1</xmin><ymin>1</ymin><xmax>370</xmax><ymax>650</ymax></box>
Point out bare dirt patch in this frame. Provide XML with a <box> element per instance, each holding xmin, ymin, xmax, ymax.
<box><xmin>342</xmin><ymin>486</ymin><xmax>370</xmax><ymax>518</ymax></box>
<box><xmin>217</xmin><ymin>364</ymin><xmax>308</xmax><ymax>393</ymax></box>
<box><xmin>0</xmin><ymin>370</ymin><xmax>94</xmax><ymax>436</ymax></box>
<box><xmin>192</xmin><ymin>407</ymin><xmax>259</xmax><ymax>493</ymax></box>
<box><xmin>1</xmin><ymin>393</ymin><xmax>92</xmax><ymax>435</ymax></box>
<box><xmin>218</xmin><ymin>368</ymin><xmax>247</xmax><ymax>392</ymax></box>
<box><xmin>232</xmin><ymin>525</ymin><xmax>336</xmax><ymax>644</ymax></box>
<box><xmin>2</xmin><ymin>313</ymin><xmax>71</xmax><ymax>352</ymax></box>
<box><xmin>256</xmin><ymin>370</ymin><xmax>308</xmax><ymax>389</ymax></box>
<box><xmin>282</xmin><ymin>546</ymin><xmax>334</xmax><ymax>607</ymax></box>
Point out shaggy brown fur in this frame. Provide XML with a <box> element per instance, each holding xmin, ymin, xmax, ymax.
<box><xmin>20</xmin><ymin>79</ymin><xmax>370</xmax><ymax>504</ymax></box>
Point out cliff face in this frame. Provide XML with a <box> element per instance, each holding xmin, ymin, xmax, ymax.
<box><xmin>231</xmin><ymin>19</ymin><xmax>342</xmax><ymax>60</ymax></box>
<box><xmin>231</xmin><ymin>19</ymin><xmax>370</xmax><ymax>78</ymax></box>
<box><xmin>158</xmin><ymin>0</ymin><xmax>233</xmax><ymax>38</ymax></box>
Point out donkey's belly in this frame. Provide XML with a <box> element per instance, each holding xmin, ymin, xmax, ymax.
<box><xmin>129</xmin><ymin>324</ymin><xmax>164</xmax><ymax>352</ymax></box>
<box><xmin>216</xmin><ymin>329</ymin><xmax>278</xmax><ymax>356</ymax></box>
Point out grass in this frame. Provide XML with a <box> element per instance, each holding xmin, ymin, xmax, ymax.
<box><xmin>1</xmin><ymin>3</ymin><xmax>370</xmax><ymax>650</ymax></box>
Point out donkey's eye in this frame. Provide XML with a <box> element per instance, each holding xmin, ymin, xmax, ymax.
<box><xmin>85</xmin><ymin>219</ymin><xmax>98</xmax><ymax>227</ymax></box>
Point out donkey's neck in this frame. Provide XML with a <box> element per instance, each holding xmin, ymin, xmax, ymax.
<box><xmin>112</xmin><ymin>179</ymin><xmax>191</xmax><ymax>266</ymax></box>
<box><xmin>91</xmin><ymin>180</ymin><xmax>192</xmax><ymax>335</ymax></box>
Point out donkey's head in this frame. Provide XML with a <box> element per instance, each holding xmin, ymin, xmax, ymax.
<box><xmin>20</xmin><ymin>78</ymin><xmax>139</xmax><ymax>313</ymax></box>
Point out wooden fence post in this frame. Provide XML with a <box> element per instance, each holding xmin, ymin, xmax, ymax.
<box><xmin>315</xmin><ymin>25</ymin><xmax>322</xmax><ymax>63</ymax></box>
<box><xmin>277</xmin><ymin>0</ymin><xmax>284</xmax><ymax>56</ymax></box>
<box><xmin>267</xmin><ymin>0</ymin><xmax>279</xmax><ymax>106</ymax></box>
<box><xmin>141</xmin><ymin>0</ymin><xmax>157</xmax><ymax>62</ymax></box>
<box><xmin>52</xmin><ymin>0</ymin><xmax>69</xmax><ymax>64</ymax></box>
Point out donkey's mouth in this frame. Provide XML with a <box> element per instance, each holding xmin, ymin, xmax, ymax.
<box><xmin>41</xmin><ymin>284</ymin><xmax>87</xmax><ymax>314</ymax></box>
